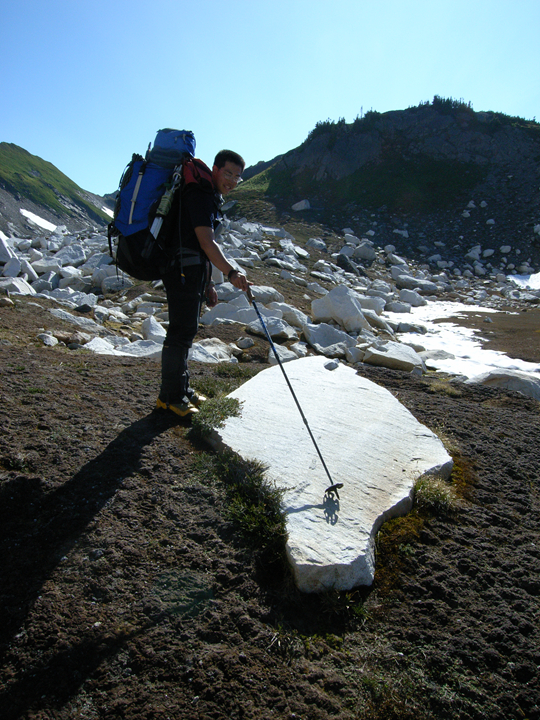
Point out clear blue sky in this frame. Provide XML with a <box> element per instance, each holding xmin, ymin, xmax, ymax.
<box><xmin>2</xmin><ymin>0</ymin><xmax>539</xmax><ymax>196</ymax></box>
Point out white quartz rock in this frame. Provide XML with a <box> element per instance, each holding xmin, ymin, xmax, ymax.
<box><xmin>207</xmin><ymin>356</ymin><xmax>453</xmax><ymax>592</ymax></box>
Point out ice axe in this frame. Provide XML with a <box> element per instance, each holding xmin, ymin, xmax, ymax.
<box><xmin>246</xmin><ymin>286</ymin><xmax>342</xmax><ymax>499</ymax></box>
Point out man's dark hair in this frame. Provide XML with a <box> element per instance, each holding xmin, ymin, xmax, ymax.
<box><xmin>213</xmin><ymin>149</ymin><xmax>245</xmax><ymax>171</ymax></box>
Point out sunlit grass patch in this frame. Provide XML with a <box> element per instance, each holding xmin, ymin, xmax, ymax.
<box><xmin>414</xmin><ymin>474</ymin><xmax>458</xmax><ymax>515</ymax></box>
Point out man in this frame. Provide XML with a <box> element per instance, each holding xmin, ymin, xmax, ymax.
<box><xmin>156</xmin><ymin>149</ymin><xmax>250</xmax><ymax>417</ymax></box>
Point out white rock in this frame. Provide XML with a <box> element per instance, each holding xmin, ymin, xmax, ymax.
<box><xmin>291</xmin><ymin>341</ymin><xmax>309</xmax><ymax>358</ymax></box>
<box><xmin>32</xmin><ymin>258</ymin><xmax>62</xmax><ymax>274</ymax></box>
<box><xmin>311</xmin><ymin>285</ymin><xmax>370</xmax><ymax>333</ymax></box>
<box><xmin>465</xmin><ymin>369</ymin><xmax>540</xmax><ymax>400</ymax></box>
<box><xmin>363</xmin><ymin>341</ymin><xmax>426</xmax><ymax>372</ymax></box>
<box><xmin>28</xmin><ymin>248</ymin><xmax>43</xmax><ymax>263</ymax></box>
<box><xmin>268</xmin><ymin>344</ymin><xmax>298</xmax><ymax>365</ymax></box>
<box><xmin>395</xmin><ymin>275</ymin><xmax>439</xmax><ymax>294</ymax></box>
<box><xmin>387</xmin><ymin>253</ymin><xmax>408</xmax><ymax>266</ymax></box>
<box><xmin>84</xmin><ymin>337</ymin><xmax>163</xmax><ymax>358</ymax></box>
<box><xmin>0</xmin><ymin>237</ymin><xmax>16</xmax><ymax>263</ymax></box>
<box><xmin>354</xmin><ymin>294</ymin><xmax>386</xmax><ymax>315</ymax></box>
<box><xmin>306</xmin><ymin>238</ymin><xmax>327</xmax><ymax>251</ymax></box>
<box><xmin>207</xmin><ymin>356</ymin><xmax>453</xmax><ymax>592</ymax></box>
<box><xmin>234</xmin><ymin>336</ymin><xmax>253</xmax><ymax>350</ymax></box>
<box><xmin>2</xmin><ymin>257</ymin><xmax>22</xmax><ymax>277</ymax></box>
<box><xmin>49</xmin><ymin>308</ymin><xmax>102</xmax><ymax>332</ymax></box>
<box><xmin>292</xmin><ymin>200</ymin><xmax>311</xmax><ymax>211</ymax></box>
<box><xmin>465</xmin><ymin>247</ymin><xmax>482</xmax><ymax>261</ymax></box>
<box><xmin>268</xmin><ymin>302</ymin><xmax>310</xmax><ymax>328</ymax></box>
<box><xmin>385</xmin><ymin>301</ymin><xmax>412</xmax><ymax>313</ymax></box>
<box><xmin>399</xmin><ymin>289</ymin><xmax>428</xmax><ymax>307</ymax></box>
<box><xmin>37</xmin><ymin>332</ymin><xmax>59</xmax><ymax>346</ymax></box>
<box><xmin>362</xmin><ymin>308</ymin><xmax>395</xmax><ymax>333</ymax></box>
<box><xmin>344</xmin><ymin>345</ymin><xmax>367</xmax><ymax>363</ymax></box>
<box><xmin>303</xmin><ymin>322</ymin><xmax>356</xmax><ymax>357</ymax></box>
<box><xmin>54</xmin><ymin>243</ymin><xmax>87</xmax><ymax>267</ymax></box>
<box><xmin>190</xmin><ymin>338</ymin><xmax>236</xmax><ymax>363</ymax></box>
<box><xmin>352</xmin><ymin>241</ymin><xmax>376</xmax><ymax>262</ymax></box>
<box><xmin>0</xmin><ymin>277</ymin><xmax>36</xmax><ymax>295</ymax></box>
<box><xmin>500</xmin><ymin>245</ymin><xmax>512</xmax><ymax>254</ymax></box>
<box><xmin>142</xmin><ymin>316</ymin><xmax>166</xmax><ymax>343</ymax></box>
<box><xmin>247</xmin><ymin>316</ymin><xmax>298</xmax><ymax>341</ymax></box>
<box><xmin>251</xmin><ymin>285</ymin><xmax>285</xmax><ymax>304</ymax></box>
<box><xmin>20</xmin><ymin>260</ymin><xmax>39</xmax><ymax>282</ymax></box>
<box><xmin>393</xmin><ymin>229</ymin><xmax>409</xmax><ymax>238</ymax></box>
<box><xmin>307</xmin><ymin>282</ymin><xmax>328</xmax><ymax>295</ymax></box>
<box><xmin>102</xmin><ymin>274</ymin><xmax>133</xmax><ymax>294</ymax></box>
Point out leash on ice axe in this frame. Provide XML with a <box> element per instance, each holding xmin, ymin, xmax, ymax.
<box><xmin>246</xmin><ymin>286</ymin><xmax>343</xmax><ymax>500</ymax></box>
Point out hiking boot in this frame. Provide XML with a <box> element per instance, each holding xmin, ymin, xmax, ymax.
<box><xmin>156</xmin><ymin>397</ymin><xmax>199</xmax><ymax>417</ymax></box>
<box><xmin>187</xmin><ymin>391</ymin><xmax>207</xmax><ymax>408</ymax></box>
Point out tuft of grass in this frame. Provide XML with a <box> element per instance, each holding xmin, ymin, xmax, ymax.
<box><xmin>423</xmin><ymin>378</ymin><xmax>463</xmax><ymax>397</ymax></box>
<box><xmin>414</xmin><ymin>474</ymin><xmax>458</xmax><ymax>515</ymax></box>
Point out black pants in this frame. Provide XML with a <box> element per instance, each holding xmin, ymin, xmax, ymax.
<box><xmin>159</xmin><ymin>263</ymin><xmax>206</xmax><ymax>404</ymax></box>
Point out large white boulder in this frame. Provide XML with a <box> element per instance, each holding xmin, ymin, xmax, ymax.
<box><xmin>0</xmin><ymin>277</ymin><xmax>36</xmax><ymax>295</ymax></box>
<box><xmin>207</xmin><ymin>356</ymin><xmax>453</xmax><ymax>592</ymax></box>
<box><xmin>54</xmin><ymin>243</ymin><xmax>87</xmax><ymax>267</ymax></box>
<box><xmin>311</xmin><ymin>285</ymin><xmax>371</xmax><ymax>333</ymax></box>
<box><xmin>465</xmin><ymin>369</ymin><xmax>540</xmax><ymax>400</ymax></box>
<box><xmin>363</xmin><ymin>341</ymin><xmax>426</xmax><ymax>372</ymax></box>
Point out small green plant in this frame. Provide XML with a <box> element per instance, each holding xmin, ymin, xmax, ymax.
<box><xmin>414</xmin><ymin>474</ymin><xmax>457</xmax><ymax>515</ymax></box>
<box><xmin>190</xmin><ymin>396</ymin><xmax>242</xmax><ymax>441</ymax></box>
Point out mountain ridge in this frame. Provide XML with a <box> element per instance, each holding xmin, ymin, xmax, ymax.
<box><xmin>0</xmin><ymin>142</ymin><xmax>112</xmax><ymax>237</ymax></box>
<box><xmin>234</xmin><ymin>98</ymin><xmax>540</xmax><ymax>273</ymax></box>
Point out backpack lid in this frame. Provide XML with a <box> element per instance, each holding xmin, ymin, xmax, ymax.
<box><xmin>146</xmin><ymin>129</ymin><xmax>196</xmax><ymax>168</ymax></box>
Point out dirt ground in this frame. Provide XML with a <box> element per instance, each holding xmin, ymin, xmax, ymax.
<box><xmin>1</xmin><ymin>295</ymin><xmax>539</xmax><ymax>720</ymax></box>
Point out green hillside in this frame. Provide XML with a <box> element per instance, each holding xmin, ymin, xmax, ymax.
<box><xmin>0</xmin><ymin>142</ymin><xmax>109</xmax><ymax>223</ymax></box>
<box><xmin>232</xmin><ymin>98</ymin><xmax>540</xmax><ymax>218</ymax></box>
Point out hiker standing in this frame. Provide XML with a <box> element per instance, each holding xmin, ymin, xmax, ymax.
<box><xmin>156</xmin><ymin>149</ymin><xmax>249</xmax><ymax>417</ymax></box>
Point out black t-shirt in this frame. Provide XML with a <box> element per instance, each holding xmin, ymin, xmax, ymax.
<box><xmin>161</xmin><ymin>185</ymin><xmax>220</xmax><ymax>257</ymax></box>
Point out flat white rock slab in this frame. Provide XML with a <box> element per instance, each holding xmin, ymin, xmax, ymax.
<box><xmin>208</xmin><ymin>356</ymin><xmax>453</xmax><ymax>593</ymax></box>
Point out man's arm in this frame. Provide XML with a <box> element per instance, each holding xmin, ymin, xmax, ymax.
<box><xmin>194</xmin><ymin>226</ymin><xmax>250</xmax><ymax>292</ymax></box>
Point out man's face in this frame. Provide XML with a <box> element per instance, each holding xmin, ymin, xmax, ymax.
<box><xmin>212</xmin><ymin>161</ymin><xmax>243</xmax><ymax>195</ymax></box>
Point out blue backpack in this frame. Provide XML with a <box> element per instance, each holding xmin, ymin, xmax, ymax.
<box><xmin>108</xmin><ymin>129</ymin><xmax>196</xmax><ymax>281</ymax></box>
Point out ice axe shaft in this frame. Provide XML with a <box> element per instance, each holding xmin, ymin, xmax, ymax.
<box><xmin>246</xmin><ymin>287</ymin><xmax>338</xmax><ymax>494</ymax></box>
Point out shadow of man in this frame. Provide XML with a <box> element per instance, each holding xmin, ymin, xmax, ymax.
<box><xmin>0</xmin><ymin>410</ymin><xmax>181</xmax><ymax>655</ymax></box>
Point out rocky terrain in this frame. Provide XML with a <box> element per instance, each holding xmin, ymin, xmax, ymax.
<box><xmin>1</xmin><ymin>209</ymin><xmax>540</xmax><ymax>718</ymax></box>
